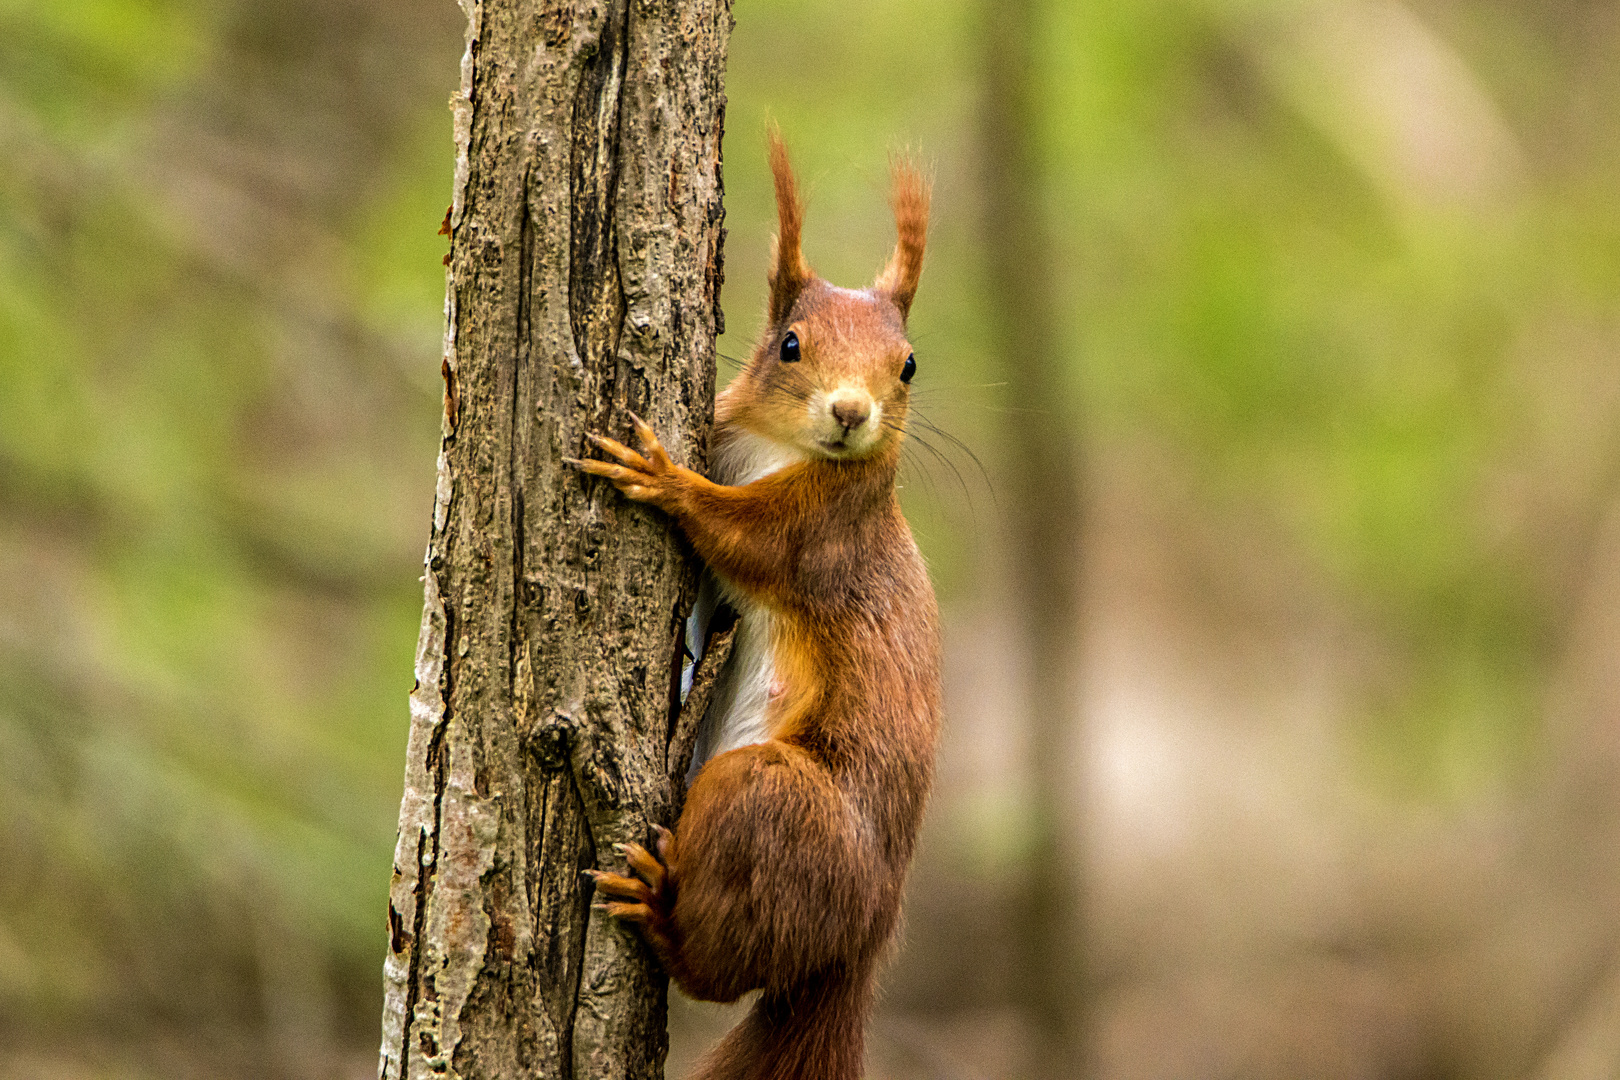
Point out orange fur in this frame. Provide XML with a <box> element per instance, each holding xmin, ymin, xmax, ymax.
<box><xmin>766</xmin><ymin>128</ymin><xmax>813</xmax><ymax>324</ymax></box>
<box><xmin>871</xmin><ymin>155</ymin><xmax>930</xmax><ymax>317</ymax></box>
<box><xmin>575</xmin><ymin>136</ymin><xmax>939</xmax><ymax>1080</ymax></box>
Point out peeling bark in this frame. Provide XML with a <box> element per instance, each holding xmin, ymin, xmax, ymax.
<box><xmin>379</xmin><ymin>1</ymin><xmax>731</xmax><ymax>1076</ymax></box>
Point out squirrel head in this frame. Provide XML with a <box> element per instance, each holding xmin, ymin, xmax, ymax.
<box><xmin>723</xmin><ymin>131</ymin><xmax>931</xmax><ymax>464</ymax></box>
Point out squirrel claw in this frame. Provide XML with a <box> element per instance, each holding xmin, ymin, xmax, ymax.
<box><xmin>598</xmin><ymin>900</ymin><xmax>653</xmax><ymax>924</ymax></box>
<box><xmin>584</xmin><ymin>432</ymin><xmax>652</xmax><ymax>472</ymax></box>
<box><xmin>573</xmin><ymin>420</ymin><xmax>677</xmax><ymax>509</ymax></box>
<box><xmin>626</xmin><ymin>415</ymin><xmax>675</xmax><ymax>472</ymax></box>
<box><xmin>622</xmin><ymin>841</ymin><xmax>667</xmax><ymax>894</ymax></box>
<box><xmin>589</xmin><ymin>835</ymin><xmax>678</xmax><ymax>964</ymax></box>
<box><xmin>571</xmin><ymin>458</ymin><xmax>657</xmax><ymax>502</ymax></box>
<box><xmin>591</xmin><ymin>864</ymin><xmax>679</xmax><ymax>964</ymax></box>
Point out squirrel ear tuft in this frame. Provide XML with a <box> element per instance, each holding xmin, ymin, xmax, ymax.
<box><xmin>767</xmin><ymin>127</ymin><xmax>813</xmax><ymax>323</ymax></box>
<box><xmin>872</xmin><ymin>154</ymin><xmax>930</xmax><ymax>319</ymax></box>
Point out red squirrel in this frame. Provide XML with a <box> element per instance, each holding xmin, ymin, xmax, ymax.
<box><xmin>571</xmin><ymin>134</ymin><xmax>941</xmax><ymax>1080</ymax></box>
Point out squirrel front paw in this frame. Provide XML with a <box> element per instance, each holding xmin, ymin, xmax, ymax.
<box><xmin>587</xmin><ymin>825</ymin><xmax>680</xmax><ymax>966</ymax></box>
<box><xmin>566</xmin><ymin>413</ymin><xmax>681</xmax><ymax>513</ymax></box>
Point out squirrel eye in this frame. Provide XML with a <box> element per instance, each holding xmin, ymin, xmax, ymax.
<box><xmin>780</xmin><ymin>331</ymin><xmax>800</xmax><ymax>363</ymax></box>
<box><xmin>900</xmin><ymin>353</ymin><xmax>916</xmax><ymax>383</ymax></box>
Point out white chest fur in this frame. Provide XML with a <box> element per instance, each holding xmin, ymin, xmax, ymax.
<box><xmin>712</xmin><ymin>428</ymin><xmax>808</xmax><ymax>487</ymax></box>
<box><xmin>684</xmin><ymin>429</ymin><xmax>807</xmax><ymax>780</ymax></box>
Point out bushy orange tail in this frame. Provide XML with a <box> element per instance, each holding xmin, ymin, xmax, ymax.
<box><xmin>689</xmin><ymin>974</ymin><xmax>870</xmax><ymax>1080</ymax></box>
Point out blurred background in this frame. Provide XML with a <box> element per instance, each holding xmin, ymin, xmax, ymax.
<box><xmin>4</xmin><ymin>0</ymin><xmax>1620</xmax><ymax>1077</ymax></box>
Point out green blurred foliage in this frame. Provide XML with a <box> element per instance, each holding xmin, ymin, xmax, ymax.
<box><xmin>3</xmin><ymin>0</ymin><xmax>1619</xmax><ymax>1054</ymax></box>
<box><xmin>1040</xmin><ymin>0</ymin><xmax>1620</xmax><ymax>794</ymax></box>
<box><xmin>0</xmin><ymin>0</ymin><xmax>209</xmax><ymax>137</ymax></box>
<box><xmin>0</xmin><ymin>0</ymin><xmax>452</xmax><ymax>1039</ymax></box>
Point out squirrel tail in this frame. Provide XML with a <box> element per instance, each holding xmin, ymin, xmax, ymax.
<box><xmin>688</xmin><ymin>972</ymin><xmax>870</xmax><ymax>1080</ymax></box>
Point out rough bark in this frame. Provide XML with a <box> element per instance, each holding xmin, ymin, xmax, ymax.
<box><xmin>979</xmin><ymin>0</ymin><xmax>1089</xmax><ymax>1073</ymax></box>
<box><xmin>378</xmin><ymin>1</ymin><xmax>731</xmax><ymax>1077</ymax></box>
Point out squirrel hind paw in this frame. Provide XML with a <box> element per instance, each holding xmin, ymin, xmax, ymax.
<box><xmin>590</xmin><ymin>869</ymin><xmax>655</xmax><ymax>905</ymax></box>
<box><xmin>623</xmin><ymin>841</ymin><xmax>668</xmax><ymax>892</ymax></box>
<box><xmin>590</xmin><ymin>862</ymin><xmax>681</xmax><ymax>968</ymax></box>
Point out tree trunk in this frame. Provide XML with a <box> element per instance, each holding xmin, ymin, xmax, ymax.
<box><xmin>979</xmin><ymin>0</ymin><xmax>1089</xmax><ymax>1073</ymax></box>
<box><xmin>378</xmin><ymin>1</ymin><xmax>730</xmax><ymax>1077</ymax></box>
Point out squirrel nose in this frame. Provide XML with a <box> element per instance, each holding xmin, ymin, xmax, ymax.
<box><xmin>831</xmin><ymin>399</ymin><xmax>870</xmax><ymax>432</ymax></box>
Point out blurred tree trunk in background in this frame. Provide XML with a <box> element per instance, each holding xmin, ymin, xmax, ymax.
<box><xmin>377</xmin><ymin>1</ymin><xmax>730</xmax><ymax>1077</ymax></box>
<box><xmin>979</xmin><ymin>0</ymin><xmax>1089</xmax><ymax>1073</ymax></box>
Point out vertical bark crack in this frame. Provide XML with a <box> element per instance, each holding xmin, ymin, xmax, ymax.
<box><xmin>398</xmin><ymin>816</ymin><xmax>432</xmax><ymax>1073</ymax></box>
<box><xmin>567</xmin><ymin>0</ymin><xmax>630</xmax><ymax>368</ymax></box>
<box><xmin>415</xmin><ymin>705</ymin><xmax>451</xmax><ymax>1065</ymax></box>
